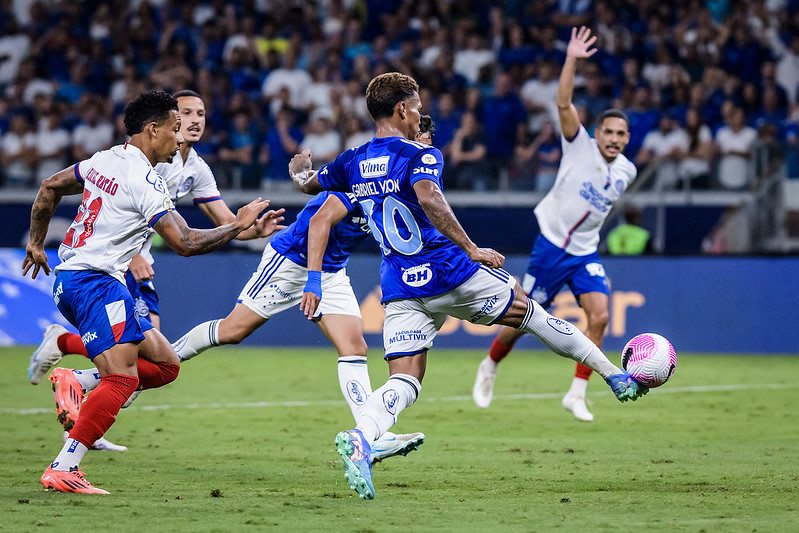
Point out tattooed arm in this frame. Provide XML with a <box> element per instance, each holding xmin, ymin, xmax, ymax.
<box><xmin>153</xmin><ymin>197</ymin><xmax>270</xmax><ymax>256</ymax></box>
<box><xmin>22</xmin><ymin>167</ymin><xmax>84</xmax><ymax>279</ymax></box>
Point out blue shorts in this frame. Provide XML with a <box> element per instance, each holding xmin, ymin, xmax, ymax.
<box><xmin>522</xmin><ymin>235</ymin><xmax>609</xmax><ymax>308</ymax></box>
<box><xmin>54</xmin><ymin>270</ymin><xmax>153</xmax><ymax>360</ymax></box>
<box><xmin>125</xmin><ymin>270</ymin><xmax>160</xmax><ymax>318</ymax></box>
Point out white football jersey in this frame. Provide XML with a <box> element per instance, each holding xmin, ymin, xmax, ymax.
<box><xmin>56</xmin><ymin>144</ymin><xmax>175</xmax><ymax>282</ymax></box>
<box><xmin>534</xmin><ymin>125</ymin><xmax>637</xmax><ymax>256</ymax></box>
<box><xmin>137</xmin><ymin>148</ymin><xmax>222</xmax><ymax>264</ymax></box>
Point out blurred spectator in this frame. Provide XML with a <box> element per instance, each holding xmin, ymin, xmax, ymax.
<box><xmin>482</xmin><ymin>72</ymin><xmax>526</xmax><ymax>184</ymax></box>
<box><xmin>430</xmin><ymin>92</ymin><xmax>459</xmax><ymax>155</ymax></box>
<box><xmin>521</xmin><ymin>60</ymin><xmax>560</xmax><ymax>133</ymax></box>
<box><xmin>453</xmin><ymin>33</ymin><xmax>494</xmax><ymax>84</ymax></box>
<box><xmin>449</xmin><ymin>112</ymin><xmax>490</xmax><ymax>191</ymax></box>
<box><xmin>785</xmin><ymin>105</ymin><xmax>799</xmax><ymax>179</ymax></box>
<box><xmin>771</xmin><ymin>35</ymin><xmax>799</xmax><ymax>105</ymax></box>
<box><xmin>0</xmin><ymin>20</ymin><xmax>30</xmax><ymax>86</ymax></box>
<box><xmin>574</xmin><ymin>68</ymin><xmax>611</xmax><ymax>124</ymax></box>
<box><xmin>219</xmin><ymin>111</ymin><xmax>258</xmax><ymax>189</ymax></box>
<box><xmin>33</xmin><ymin>110</ymin><xmax>70</xmax><ymax>184</ymax></box>
<box><xmin>301</xmin><ymin>111</ymin><xmax>341</xmax><ymax>167</ymax></box>
<box><xmin>637</xmin><ymin>114</ymin><xmax>690</xmax><ymax>189</ymax></box>
<box><xmin>679</xmin><ymin>108</ymin><xmax>714</xmax><ymax>189</ymax></box>
<box><xmin>508</xmin><ymin>121</ymin><xmax>562</xmax><ymax>192</ymax></box>
<box><xmin>606</xmin><ymin>207</ymin><xmax>652</xmax><ymax>255</ymax></box>
<box><xmin>715</xmin><ymin>106</ymin><xmax>758</xmax><ymax>190</ymax></box>
<box><xmin>261</xmin><ymin>50</ymin><xmax>312</xmax><ymax>110</ymax></box>
<box><xmin>1</xmin><ymin>113</ymin><xmax>34</xmax><ymax>187</ymax></box>
<box><xmin>260</xmin><ymin>108</ymin><xmax>303</xmax><ymax>183</ymax></box>
<box><xmin>71</xmin><ymin>101</ymin><xmax>114</xmax><ymax>161</ymax></box>
<box><xmin>343</xmin><ymin>116</ymin><xmax>372</xmax><ymax>150</ymax></box>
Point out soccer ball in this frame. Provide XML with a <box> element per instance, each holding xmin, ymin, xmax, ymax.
<box><xmin>621</xmin><ymin>333</ymin><xmax>676</xmax><ymax>388</ymax></box>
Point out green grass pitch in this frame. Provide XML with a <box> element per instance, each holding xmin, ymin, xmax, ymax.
<box><xmin>1</xmin><ymin>347</ymin><xmax>797</xmax><ymax>531</ymax></box>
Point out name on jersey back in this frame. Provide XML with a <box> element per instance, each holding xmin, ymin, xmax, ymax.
<box><xmin>84</xmin><ymin>167</ymin><xmax>119</xmax><ymax>196</ymax></box>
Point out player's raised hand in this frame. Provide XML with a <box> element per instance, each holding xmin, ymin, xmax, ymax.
<box><xmin>469</xmin><ymin>247</ymin><xmax>505</xmax><ymax>269</ymax></box>
<box><xmin>234</xmin><ymin>197</ymin><xmax>271</xmax><ymax>230</ymax></box>
<box><xmin>254</xmin><ymin>208</ymin><xmax>287</xmax><ymax>238</ymax></box>
<box><xmin>566</xmin><ymin>26</ymin><xmax>598</xmax><ymax>59</ymax></box>
<box><xmin>22</xmin><ymin>243</ymin><xmax>51</xmax><ymax>279</ymax></box>
<box><xmin>128</xmin><ymin>253</ymin><xmax>154</xmax><ymax>282</ymax></box>
<box><xmin>289</xmin><ymin>149</ymin><xmax>313</xmax><ymax>185</ymax></box>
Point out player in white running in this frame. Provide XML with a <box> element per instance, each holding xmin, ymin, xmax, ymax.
<box><xmin>28</xmin><ymin>90</ymin><xmax>285</xmax><ymax>450</ymax></box>
<box><xmin>22</xmin><ymin>90</ymin><xmax>270</xmax><ymax>494</ymax></box>
<box><xmin>473</xmin><ymin>27</ymin><xmax>637</xmax><ymax>422</ymax></box>
<box><xmin>292</xmin><ymin>71</ymin><xmax>646</xmax><ymax>499</ymax></box>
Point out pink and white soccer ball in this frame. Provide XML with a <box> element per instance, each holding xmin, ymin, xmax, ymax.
<box><xmin>621</xmin><ymin>333</ymin><xmax>677</xmax><ymax>388</ymax></box>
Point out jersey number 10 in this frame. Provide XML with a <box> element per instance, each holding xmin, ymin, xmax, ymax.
<box><xmin>359</xmin><ymin>197</ymin><xmax>423</xmax><ymax>256</ymax></box>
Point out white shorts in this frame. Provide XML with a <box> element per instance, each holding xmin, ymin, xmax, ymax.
<box><xmin>238</xmin><ymin>244</ymin><xmax>360</xmax><ymax>319</ymax></box>
<box><xmin>383</xmin><ymin>266</ymin><xmax>516</xmax><ymax>358</ymax></box>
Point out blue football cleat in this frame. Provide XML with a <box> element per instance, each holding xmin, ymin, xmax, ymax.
<box><xmin>371</xmin><ymin>431</ymin><xmax>425</xmax><ymax>463</ymax></box>
<box><xmin>335</xmin><ymin>429</ymin><xmax>375</xmax><ymax>500</ymax></box>
<box><xmin>605</xmin><ymin>372</ymin><xmax>649</xmax><ymax>402</ymax></box>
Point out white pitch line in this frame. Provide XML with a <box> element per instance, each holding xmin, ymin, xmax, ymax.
<box><xmin>2</xmin><ymin>382</ymin><xmax>796</xmax><ymax>416</ymax></box>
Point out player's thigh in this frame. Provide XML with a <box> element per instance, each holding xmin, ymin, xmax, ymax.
<box><xmin>92</xmin><ymin>342</ymin><xmax>140</xmax><ymax>377</ymax></box>
<box><xmin>218</xmin><ymin>303</ymin><xmax>268</xmax><ymax>344</ymax></box>
<box><xmin>387</xmin><ymin>350</ymin><xmax>427</xmax><ymax>382</ymax></box>
<box><xmin>383</xmin><ymin>299</ymin><xmax>443</xmax><ymax>360</ymax></box>
<box><xmin>317</xmin><ymin>314</ymin><xmax>367</xmax><ymax>356</ymax></box>
<box><xmin>430</xmin><ymin>267</ymin><xmax>515</xmax><ymax>326</ymax></box>
<box><xmin>54</xmin><ymin>270</ymin><xmax>147</xmax><ymax>361</ymax></box>
<box><xmin>138</xmin><ymin>327</ymin><xmax>180</xmax><ymax>365</ymax></box>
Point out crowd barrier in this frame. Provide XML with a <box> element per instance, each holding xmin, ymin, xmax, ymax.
<box><xmin>1</xmin><ymin>248</ymin><xmax>796</xmax><ymax>354</ymax></box>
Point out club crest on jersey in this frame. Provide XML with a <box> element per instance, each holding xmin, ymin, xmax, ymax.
<box><xmin>359</xmin><ymin>156</ymin><xmax>390</xmax><ymax>178</ymax></box>
<box><xmin>178</xmin><ymin>176</ymin><xmax>194</xmax><ymax>195</ymax></box>
<box><xmin>402</xmin><ymin>263</ymin><xmax>432</xmax><ymax>287</ymax></box>
<box><xmin>614</xmin><ymin>180</ymin><xmax>625</xmax><ymax>194</ymax></box>
<box><xmin>585</xmin><ymin>262</ymin><xmax>606</xmax><ymax>277</ymax></box>
<box><xmin>421</xmin><ymin>153</ymin><xmax>437</xmax><ymax>165</ymax></box>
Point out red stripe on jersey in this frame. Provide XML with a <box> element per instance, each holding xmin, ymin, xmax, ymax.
<box><xmin>562</xmin><ymin>211</ymin><xmax>590</xmax><ymax>250</ymax></box>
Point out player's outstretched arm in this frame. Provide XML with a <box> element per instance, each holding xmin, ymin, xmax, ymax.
<box><xmin>153</xmin><ymin>197</ymin><xmax>270</xmax><ymax>256</ymax></box>
<box><xmin>300</xmin><ymin>195</ymin><xmax>350</xmax><ymax>319</ymax></box>
<box><xmin>289</xmin><ymin>148</ymin><xmax>323</xmax><ymax>194</ymax></box>
<box><xmin>198</xmin><ymin>199</ymin><xmax>286</xmax><ymax>239</ymax></box>
<box><xmin>412</xmin><ymin>179</ymin><xmax>504</xmax><ymax>268</ymax></box>
<box><xmin>22</xmin><ymin>166</ymin><xmax>84</xmax><ymax>279</ymax></box>
<box><xmin>558</xmin><ymin>26</ymin><xmax>598</xmax><ymax>140</ymax></box>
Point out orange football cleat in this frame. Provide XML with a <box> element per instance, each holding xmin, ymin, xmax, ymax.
<box><xmin>40</xmin><ymin>466</ymin><xmax>109</xmax><ymax>494</ymax></box>
<box><xmin>49</xmin><ymin>368</ymin><xmax>84</xmax><ymax>431</ymax></box>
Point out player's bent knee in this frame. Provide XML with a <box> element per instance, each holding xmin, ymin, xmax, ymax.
<box><xmin>161</xmin><ymin>362</ymin><xmax>180</xmax><ymax>385</ymax></box>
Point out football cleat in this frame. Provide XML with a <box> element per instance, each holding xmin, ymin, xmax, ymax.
<box><xmin>605</xmin><ymin>372</ymin><xmax>649</xmax><ymax>402</ymax></box>
<box><xmin>562</xmin><ymin>395</ymin><xmax>594</xmax><ymax>422</ymax></box>
<box><xmin>371</xmin><ymin>431</ymin><xmax>425</xmax><ymax>463</ymax></box>
<box><xmin>41</xmin><ymin>466</ymin><xmax>109</xmax><ymax>494</ymax></box>
<box><xmin>335</xmin><ymin>429</ymin><xmax>375</xmax><ymax>500</ymax></box>
<box><xmin>472</xmin><ymin>358</ymin><xmax>497</xmax><ymax>409</ymax></box>
<box><xmin>50</xmin><ymin>368</ymin><xmax>84</xmax><ymax>431</ymax></box>
<box><xmin>121</xmin><ymin>390</ymin><xmax>141</xmax><ymax>409</ymax></box>
<box><xmin>28</xmin><ymin>324</ymin><xmax>68</xmax><ymax>385</ymax></box>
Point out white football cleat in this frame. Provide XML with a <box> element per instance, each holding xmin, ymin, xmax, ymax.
<box><xmin>472</xmin><ymin>357</ymin><xmax>497</xmax><ymax>409</ymax></box>
<box><xmin>28</xmin><ymin>324</ymin><xmax>68</xmax><ymax>385</ymax></box>
<box><xmin>562</xmin><ymin>395</ymin><xmax>594</xmax><ymax>422</ymax></box>
<box><xmin>62</xmin><ymin>431</ymin><xmax>128</xmax><ymax>452</ymax></box>
<box><xmin>371</xmin><ymin>431</ymin><xmax>425</xmax><ymax>463</ymax></box>
<box><xmin>121</xmin><ymin>390</ymin><xmax>141</xmax><ymax>409</ymax></box>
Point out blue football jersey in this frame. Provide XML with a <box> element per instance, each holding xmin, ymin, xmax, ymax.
<box><xmin>269</xmin><ymin>192</ymin><xmax>369</xmax><ymax>272</ymax></box>
<box><xmin>317</xmin><ymin>136</ymin><xmax>478</xmax><ymax>302</ymax></box>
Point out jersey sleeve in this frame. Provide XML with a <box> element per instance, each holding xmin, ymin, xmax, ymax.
<box><xmin>134</xmin><ymin>168</ymin><xmax>175</xmax><ymax>227</ymax></box>
<box><xmin>73</xmin><ymin>154</ymin><xmax>98</xmax><ymax>185</ymax></box>
<box><xmin>316</xmin><ymin>149</ymin><xmax>351</xmax><ymax>192</ymax></box>
<box><xmin>330</xmin><ymin>191</ymin><xmax>359</xmax><ymax>215</ymax></box>
<box><xmin>561</xmin><ymin>124</ymin><xmax>592</xmax><ymax>153</ymax></box>
<box><xmin>190</xmin><ymin>158</ymin><xmax>223</xmax><ymax>204</ymax></box>
<box><xmin>408</xmin><ymin>147</ymin><xmax>445</xmax><ymax>188</ymax></box>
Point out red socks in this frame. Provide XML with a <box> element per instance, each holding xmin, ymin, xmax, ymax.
<box><xmin>489</xmin><ymin>338</ymin><xmax>513</xmax><ymax>363</ymax></box>
<box><xmin>575</xmin><ymin>363</ymin><xmax>593</xmax><ymax>380</ymax></box>
<box><xmin>136</xmin><ymin>358</ymin><xmax>180</xmax><ymax>390</ymax></box>
<box><xmin>69</xmin><ymin>373</ymin><xmax>139</xmax><ymax>447</ymax></box>
<box><xmin>57</xmin><ymin>333</ymin><xmax>89</xmax><ymax>358</ymax></box>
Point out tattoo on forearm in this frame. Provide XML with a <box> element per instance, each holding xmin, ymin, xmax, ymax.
<box><xmin>29</xmin><ymin>188</ymin><xmax>56</xmax><ymax>246</ymax></box>
<box><xmin>183</xmin><ymin>224</ymin><xmax>242</xmax><ymax>254</ymax></box>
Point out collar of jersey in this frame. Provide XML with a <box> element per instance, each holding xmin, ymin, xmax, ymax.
<box><xmin>123</xmin><ymin>142</ymin><xmax>153</xmax><ymax>166</ymax></box>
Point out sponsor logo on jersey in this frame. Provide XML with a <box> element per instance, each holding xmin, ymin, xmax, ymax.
<box><xmin>585</xmin><ymin>262</ymin><xmax>606</xmax><ymax>277</ymax></box>
<box><xmin>53</xmin><ymin>282</ymin><xmax>63</xmax><ymax>305</ymax></box>
<box><xmin>359</xmin><ymin>156</ymin><xmax>390</xmax><ymax>178</ymax></box>
<box><xmin>382</xmin><ymin>389</ymin><xmax>400</xmax><ymax>415</ymax></box>
<box><xmin>579</xmin><ymin>181</ymin><xmax>613</xmax><ymax>212</ymax></box>
<box><xmin>469</xmin><ymin>294</ymin><xmax>500</xmax><ymax>323</ymax></box>
<box><xmin>412</xmin><ymin>166</ymin><xmax>439</xmax><ymax>177</ymax></box>
<box><xmin>546</xmin><ymin>316</ymin><xmax>575</xmax><ymax>335</ymax></box>
<box><xmin>387</xmin><ymin>329</ymin><xmax>426</xmax><ymax>345</ymax></box>
<box><xmin>402</xmin><ymin>264</ymin><xmax>433</xmax><ymax>287</ymax></box>
<box><xmin>81</xmin><ymin>331</ymin><xmax>98</xmax><ymax>344</ymax></box>
<box><xmin>421</xmin><ymin>153</ymin><xmax>437</xmax><ymax>165</ymax></box>
<box><xmin>347</xmin><ymin>380</ymin><xmax>366</xmax><ymax>405</ymax></box>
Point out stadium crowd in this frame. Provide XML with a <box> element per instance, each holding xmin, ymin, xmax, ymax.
<box><xmin>0</xmin><ymin>0</ymin><xmax>798</xmax><ymax>191</ymax></box>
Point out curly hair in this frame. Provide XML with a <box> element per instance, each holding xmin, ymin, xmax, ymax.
<box><xmin>365</xmin><ymin>72</ymin><xmax>419</xmax><ymax>121</ymax></box>
<box><xmin>123</xmin><ymin>90</ymin><xmax>179</xmax><ymax>136</ymax></box>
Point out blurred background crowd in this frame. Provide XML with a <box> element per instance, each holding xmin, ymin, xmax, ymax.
<box><xmin>0</xmin><ymin>0</ymin><xmax>798</xmax><ymax>193</ymax></box>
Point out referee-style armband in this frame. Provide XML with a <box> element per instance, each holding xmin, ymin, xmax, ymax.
<box><xmin>304</xmin><ymin>270</ymin><xmax>322</xmax><ymax>298</ymax></box>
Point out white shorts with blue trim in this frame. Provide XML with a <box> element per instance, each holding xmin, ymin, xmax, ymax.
<box><xmin>237</xmin><ymin>244</ymin><xmax>360</xmax><ymax>319</ymax></box>
<box><xmin>383</xmin><ymin>267</ymin><xmax>516</xmax><ymax>359</ymax></box>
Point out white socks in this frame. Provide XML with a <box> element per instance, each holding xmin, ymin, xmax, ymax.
<box><xmin>337</xmin><ymin>356</ymin><xmax>373</xmax><ymax>420</ymax></box>
<box><xmin>356</xmin><ymin>373</ymin><xmax>421</xmax><ymax>442</ymax></box>
<box><xmin>566</xmin><ymin>376</ymin><xmax>589</xmax><ymax>398</ymax></box>
<box><xmin>518</xmin><ymin>299</ymin><xmax>621</xmax><ymax>379</ymax></box>
<box><xmin>52</xmin><ymin>438</ymin><xmax>88</xmax><ymax>471</ymax></box>
<box><xmin>172</xmin><ymin>320</ymin><xmax>221</xmax><ymax>361</ymax></box>
<box><xmin>72</xmin><ymin>368</ymin><xmax>102</xmax><ymax>392</ymax></box>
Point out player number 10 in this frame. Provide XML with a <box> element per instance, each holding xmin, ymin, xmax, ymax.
<box><xmin>359</xmin><ymin>197</ymin><xmax>423</xmax><ymax>256</ymax></box>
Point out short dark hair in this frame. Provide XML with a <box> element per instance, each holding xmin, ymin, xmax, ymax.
<box><xmin>172</xmin><ymin>89</ymin><xmax>202</xmax><ymax>100</ymax></box>
<box><xmin>365</xmin><ymin>72</ymin><xmax>419</xmax><ymax>121</ymax></box>
<box><xmin>124</xmin><ymin>90</ymin><xmax>178</xmax><ymax>136</ymax></box>
<box><xmin>419</xmin><ymin>115</ymin><xmax>434</xmax><ymax>136</ymax></box>
<box><xmin>596</xmin><ymin>109</ymin><xmax>629</xmax><ymax>128</ymax></box>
